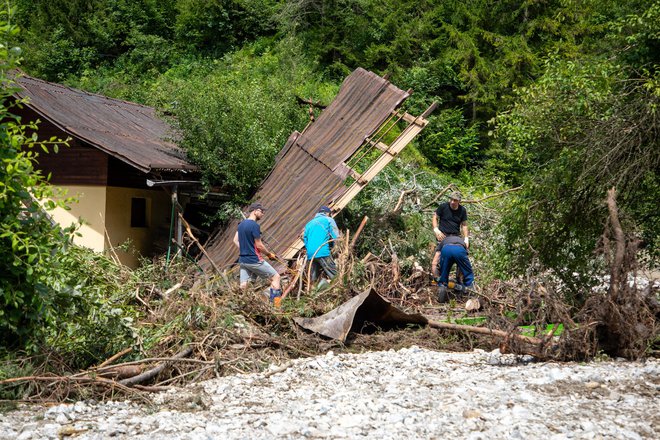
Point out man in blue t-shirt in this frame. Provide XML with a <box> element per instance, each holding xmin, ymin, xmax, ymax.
<box><xmin>430</xmin><ymin>191</ymin><xmax>474</xmax><ymax>302</ymax></box>
<box><xmin>303</xmin><ymin>206</ymin><xmax>339</xmax><ymax>281</ymax></box>
<box><xmin>233</xmin><ymin>203</ymin><xmax>281</xmax><ymax>303</ymax></box>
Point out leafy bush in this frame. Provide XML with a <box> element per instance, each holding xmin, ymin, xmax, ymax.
<box><xmin>492</xmin><ymin>49</ymin><xmax>660</xmax><ymax>285</ymax></box>
<box><xmin>418</xmin><ymin>108</ymin><xmax>480</xmax><ymax>171</ymax></box>
<box><xmin>0</xmin><ymin>8</ymin><xmax>139</xmax><ymax>359</ymax></box>
<box><xmin>42</xmin><ymin>247</ymin><xmax>140</xmax><ymax>368</ymax></box>
<box><xmin>174</xmin><ymin>0</ymin><xmax>276</xmax><ymax>56</ymax></box>
<box><xmin>155</xmin><ymin>43</ymin><xmax>317</xmax><ymax>206</ymax></box>
<box><xmin>0</xmin><ymin>9</ymin><xmax>76</xmax><ymax>348</ymax></box>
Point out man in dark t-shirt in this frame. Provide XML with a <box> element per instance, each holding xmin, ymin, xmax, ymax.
<box><xmin>431</xmin><ymin>191</ymin><xmax>474</xmax><ymax>302</ymax></box>
<box><xmin>433</xmin><ymin>194</ymin><xmax>468</xmax><ymax>241</ymax></box>
<box><xmin>233</xmin><ymin>203</ymin><xmax>282</xmax><ymax>305</ymax></box>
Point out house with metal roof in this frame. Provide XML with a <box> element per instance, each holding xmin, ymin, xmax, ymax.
<box><xmin>13</xmin><ymin>72</ymin><xmax>198</xmax><ymax>267</ymax></box>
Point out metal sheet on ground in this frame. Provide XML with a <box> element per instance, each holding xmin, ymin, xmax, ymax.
<box><xmin>293</xmin><ymin>289</ymin><xmax>428</xmax><ymax>342</ymax></box>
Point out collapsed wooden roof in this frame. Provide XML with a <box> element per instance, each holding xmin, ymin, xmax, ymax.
<box><xmin>200</xmin><ymin>68</ymin><xmax>435</xmax><ymax>272</ymax></box>
<box><xmin>13</xmin><ymin>72</ymin><xmax>196</xmax><ymax>173</ymax></box>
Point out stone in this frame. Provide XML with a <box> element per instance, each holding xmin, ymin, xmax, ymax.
<box><xmin>463</xmin><ymin>409</ymin><xmax>481</xmax><ymax>418</ymax></box>
<box><xmin>0</xmin><ymin>349</ymin><xmax>656</xmax><ymax>440</ymax></box>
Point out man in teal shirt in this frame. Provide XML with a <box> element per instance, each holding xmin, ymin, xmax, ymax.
<box><xmin>303</xmin><ymin>206</ymin><xmax>339</xmax><ymax>280</ymax></box>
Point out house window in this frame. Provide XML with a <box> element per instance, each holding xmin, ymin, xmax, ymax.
<box><xmin>131</xmin><ymin>198</ymin><xmax>147</xmax><ymax>227</ymax></box>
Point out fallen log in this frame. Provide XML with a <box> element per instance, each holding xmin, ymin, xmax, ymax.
<box><xmin>426</xmin><ymin>320</ymin><xmax>543</xmax><ymax>345</ymax></box>
<box><xmin>98</xmin><ymin>365</ymin><xmax>143</xmax><ymax>380</ymax></box>
<box><xmin>349</xmin><ymin>216</ymin><xmax>369</xmax><ymax>250</ymax></box>
<box><xmin>119</xmin><ymin>346</ymin><xmax>194</xmax><ymax>386</ymax></box>
<box><xmin>97</xmin><ymin>347</ymin><xmax>133</xmax><ymax>369</ymax></box>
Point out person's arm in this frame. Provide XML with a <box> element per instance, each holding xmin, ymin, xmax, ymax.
<box><xmin>329</xmin><ymin>218</ymin><xmax>339</xmax><ymax>240</ymax></box>
<box><xmin>431</xmin><ymin>250</ymin><xmax>441</xmax><ymax>279</ymax></box>
<box><xmin>461</xmin><ymin>221</ymin><xmax>469</xmax><ymax>249</ymax></box>
<box><xmin>432</xmin><ymin>212</ymin><xmax>444</xmax><ymax>241</ymax></box>
<box><xmin>303</xmin><ymin>224</ymin><xmax>309</xmax><ymax>247</ymax></box>
<box><xmin>233</xmin><ymin>231</ymin><xmax>240</xmax><ymax>249</ymax></box>
<box><xmin>254</xmin><ymin>238</ymin><xmax>276</xmax><ymax>259</ymax></box>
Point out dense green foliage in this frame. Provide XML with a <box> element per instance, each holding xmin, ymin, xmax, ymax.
<box><xmin>150</xmin><ymin>46</ymin><xmax>315</xmax><ymax>203</ymax></box>
<box><xmin>0</xmin><ymin>6</ymin><xmax>138</xmax><ymax>356</ymax></box>
<box><xmin>1</xmin><ymin>0</ymin><xmax>658</xmax><ymax>358</ymax></box>
<box><xmin>0</xmin><ymin>6</ymin><xmax>74</xmax><ymax>347</ymax></box>
<box><xmin>491</xmin><ymin>4</ymin><xmax>660</xmax><ymax>284</ymax></box>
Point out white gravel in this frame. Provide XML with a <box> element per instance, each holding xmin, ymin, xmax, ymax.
<box><xmin>1</xmin><ymin>347</ymin><xmax>658</xmax><ymax>439</ymax></box>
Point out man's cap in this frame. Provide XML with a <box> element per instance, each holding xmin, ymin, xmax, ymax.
<box><xmin>449</xmin><ymin>191</ymin><xmax>462</xmax><ymax>201</ymax></box>
<box><xmin>318</xmin><ymin>206</ymin><xmax>331</xmax><ymax>214</ymax></box>
<box><xmin>248</xmin><ymin>202</ymin><xmax>265</xmax><ymax>212</ymax></box>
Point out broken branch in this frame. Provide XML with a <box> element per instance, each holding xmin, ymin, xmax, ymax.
<box><xmin>427</xmin><ymin>320</ymin><xmax>543</xmax><ymax>345</ymax></box>
<box><xmin>119</xmin><ymin>346</ymin><xmax>194</xmax><ymax>386</ymax></box>
<box><xmin>462</xmin><ymin>186</ymin><xmax>523</xmax><ymax>204</ymax></box>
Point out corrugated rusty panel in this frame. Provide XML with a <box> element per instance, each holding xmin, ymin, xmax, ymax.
<box><xmin>294</xmin><ymin>68</ymin><xmax>408</xmax><ymax>169</ymax></box>
<box><xmin>13</xmin><ymin>73</ymin><xmax>196</xmax><ymax>173</ymax></box>
<box><xmin>200</xmin><ymin>68</ymin><xmax>409</xmax><ymax>271</ymax></box>
<box><xmin>202</xmin><ymin>145</ymin><xmax>347</xmax><ymax>271</ymax></box>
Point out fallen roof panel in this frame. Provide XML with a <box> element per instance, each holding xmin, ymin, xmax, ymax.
<box><xmin>200</xmin><ymin>68</ymin><xmax>409</xmax><ymax>271</ymax></box>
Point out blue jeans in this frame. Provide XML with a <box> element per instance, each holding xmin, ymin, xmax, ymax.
<box><xmin>239</xmin><ymin>260</ymin><xmax>278</xmax><ymax>283</ymax></box>
<box><xmin>438</xmin><ymin>244</ymin><xmax>474</xmax><ymax>287</ymax></box>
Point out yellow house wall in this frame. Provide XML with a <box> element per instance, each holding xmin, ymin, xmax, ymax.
<box><xmin>49</xmin><ymin>185</ymin><xmax>107</xmax><ymax>251</ymax></box>
<box><xmin>105</xmin><ymin>186</ymin><xmax>171</xmax><ymax>268</ymax></box>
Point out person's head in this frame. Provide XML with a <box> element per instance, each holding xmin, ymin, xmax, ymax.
<box><xmin>248</xmin><ymin>202</ymin><xmax>265</xmax><ymax>220</ymax></box>
<box><xmin>318</xmin><ymin>206</ymin><xmax>331</xmax><ymax>216</ymax></box>
<box><xmin>448</xmin><ymin>191</ymin><xmax>462</xmax><ymax>209</ymax></box>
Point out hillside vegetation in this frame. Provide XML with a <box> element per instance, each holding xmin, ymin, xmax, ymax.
<box><xmin>1</xmin><ymin>0</ymin><xmax>658</xmax><ymax>397</ymax></box>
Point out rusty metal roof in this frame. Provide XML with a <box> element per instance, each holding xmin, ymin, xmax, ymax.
<box><xmin>200</xmin><ymin>68</ymin><xmax>410</xmax><ymax>271</ymax></box>
<box><xmin>13</xmin><ymin>72</ymin><xmax>195</xmax><ymax>173</ymax></box>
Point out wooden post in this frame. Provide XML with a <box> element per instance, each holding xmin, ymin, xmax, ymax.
<box><xmin>173</xmin><ymin>184</ymin><xmax>183</xmax><ymax>256</ymax></box>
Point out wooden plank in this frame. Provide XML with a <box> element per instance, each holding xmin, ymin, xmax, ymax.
<box><xmin>399</xmin><ymin>112</ymin><xmax>429</xmax><ymax>126</ymax></box>
<box><xmin>348</xmin><ymin>167</ymin><xmax>365</xmax><ymax>183</ymax></box>
<box><xmin>367</xmin><ymin>139</ymin><xmax>392</xmax><ymax>153</ymax></box>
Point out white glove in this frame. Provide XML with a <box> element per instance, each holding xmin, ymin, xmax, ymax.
<box><xmin>464</xmin><ymin>236</ymin><xmax>470</xmax><ymax>249</ymax></box>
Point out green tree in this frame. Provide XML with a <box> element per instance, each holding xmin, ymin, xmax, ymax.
<box><xmin>492</xmin><ymin>2</ymin><xmax>660</xmax><ymax>286</ymax></box>
<box><xmin>418</xmin><ymin>108</ymin><xmax>480</xmax><ymax>171</ymax></box>
<box><xmin>152</xmin><ymin>44</ymin><xmax>312</xmax><ymax>208</ymax></box>
<box><xmin>0</xmin><ymin>4</ymin><xmax>75</xmax><ymax>347</ymax></box>
<box><xmin>13</xmin><ymin>0</ymin><xmax>178</xmax><ymax>80</ymax></box>
<box><xmin>174</xmin><ymin>0</ymin><xmax>276</xmax><ymax>56</ymax></box>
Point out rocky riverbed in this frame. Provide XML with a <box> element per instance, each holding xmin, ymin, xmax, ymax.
<box><xmin>2</xmin><ymin>347</ymin><xmax>658</xmax><ymax>439</ymax></box>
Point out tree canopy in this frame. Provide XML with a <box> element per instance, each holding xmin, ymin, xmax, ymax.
<box><xmin>3</xmin><ymin>0</ymin><xmax>659</xmax><ymax>341</ymax></box>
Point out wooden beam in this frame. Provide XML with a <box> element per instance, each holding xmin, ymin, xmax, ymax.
<box><xmin>348</xmin><ymin>167</ymin><xmax>365</xmax><ymax>183</ymax></box>
<box><xmin>400</xmin><ymin>112</ymin><xmax>429</xmax><ymax>127</ymax></box>
<box><xmin>366</xmin><ymin>139</ymin><xmax>392</xmax><ymax>153</ymax></box>
<box><xmin>332</xmin><ymin>124</ymin><xmax>423</xmax><ymax>211</ymax></box>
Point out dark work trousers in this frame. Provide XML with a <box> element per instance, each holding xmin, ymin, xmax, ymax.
<box><xmin>438</xmin><ymin>244</ymin><xmax>474</xmax><ymax>287</ymax></box>
<box><xmin>310</xmin><ymin>256</ymin><xmax>337</xmax><ymax>281</ymax></box>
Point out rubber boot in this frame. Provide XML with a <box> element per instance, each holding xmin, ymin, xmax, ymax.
<box><xmin>437</xmin><ymin>285</ymin><xmax>448</xmax><ymax>303</ymax></box>
<box><xmin>269</xmin><ymin>288</ymin><xmax>282</xmax><ymax>308</ymax></box>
